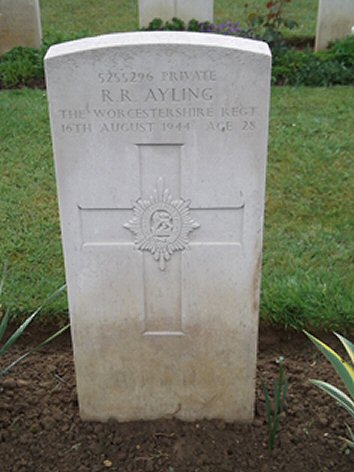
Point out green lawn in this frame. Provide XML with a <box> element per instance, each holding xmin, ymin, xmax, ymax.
<box><xmin>40</xmin><ymin>0</ymin><xmax>318</xmax><ymax>39</ymax></box>
<box><xmin>0</xmin><ymin>87</ymin><xmax>353</xmax><ymax>330</ymax></box>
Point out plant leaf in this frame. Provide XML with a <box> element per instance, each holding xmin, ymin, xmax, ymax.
<box><xmin>0</xmin><ymin>308</ymin><xmax>10</xmax><ymax>343</ymax></box>
<box><xmin>0</xmin><ymin>323</ymin><xmax>70</xmax><ymax>377</ymax></box>
<box><xmin>309</xmin><ymin>379</ymin><xmax>354</xmax><ymax>419</ymax></box>
<box><xmin>304</xmin><ymin>331</ymin><xmax>354</xmax><ymax>400</ymax></box>
<box><xmin>346</xmin><ymin>424</ymin><xmax>354</xmax><ymax>442</ymax></box>
<box><xmin>0</xmin><ymin>262</ymin><xmax>8</xmax><ymax>297</ymax></box>
<box><xmin>0</xmin><ymin>284</ymin><xmax>66</xmax><ymax>357</ymax></box>
<box><xmin>334</xmin><ymin>332</ymin><xmax>354</xmax><ymax>364</ymax></box>
<box><xmin>338</xmin><ymin>425</ymin><xmax>354</xmax><ymax>451</ymax></box>
<box><xmin>281</xmin><ymin>377</ymin><xmax>289</xmax><ymax>412</ymax></box>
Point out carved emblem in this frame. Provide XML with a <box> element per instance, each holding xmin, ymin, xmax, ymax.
<box><xmin>124</xmin><ymin>178</ymin><xmax>200</xmax><ymax>270</ymax></box>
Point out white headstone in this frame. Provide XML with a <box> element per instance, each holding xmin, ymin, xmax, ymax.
<box><xmin>45</xmin><ymin>32</ymin><xmax>271</xmax><ymax>422</ymax></box>
<box><xmin>139</xmin><ymin>0</ymin><xmax>214</xmax><ymax>28</ymax></box>
<box><xmin>315</xmin><ymin>0</ymin><xmax>354</xmax><ymax>51</ymax></box>
<box><xmin>0</xmin><ymin>0</ymin><xmax>41</xmax><ymax>55</ymax></box>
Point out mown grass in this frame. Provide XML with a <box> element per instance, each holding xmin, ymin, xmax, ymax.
<box><xmin>40</xmin><ymin>0</ymin><xmax>318</xmax><ymax>39</ymax></box>
<box><xmin>0</xmin><ymin>87</ymin><xmax>353</xmax><ymax>330</ymax></box>
<box><xmin>263</xmin><ymin>87</ymin><xmax>353</xmax><ymax>330</ymax></box>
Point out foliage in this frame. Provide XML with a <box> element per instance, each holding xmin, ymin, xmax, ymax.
<box><xmin>198</xmin><ymin>20</ymin><xmax>242</xmax><ymax>35</ymax></box>
<box><xmin>0</xmin><ymin>264</ymin><xmax>69</xmax><ymax>377</ymax></box>
<box><xmin>0</xmin><ymin>47</ymin><xmax>44</xmax><ymax>88</ymax></box>
<box><xmin>146</xmin><ymin>0</ymin><xmax>297</xmax><ymax>43</ymax></box>
<box><xmin>243</xmin><ymin>0</ymin><xmax>298</xmax><ymax>50</ymax></box>
<box><xmin>262</xmin><ymin>356</ymin><xmax>289</xmax><ymax>450</ymax></box>
<box><xmin>145</xmin><ymin>16</ymin><xmax>186</xmax><ymax>31</ymax></box>
<box><xmin>144</xmin><ymin>0</ymin><xmax>297</xmax><ymax>45</ymax></box>
<box><xmin>145</xmin><ymin>0</ymin><xmax>297</xmax><ymax>49</ymax></box>
<box><xmin>0</xmin><ymin>31</ymin><xmax>87</xmax><ymax>88</ymax></box>
<box><xmin>304</xmin><ymin>331</ymin><xmax>354</xmax><ymax>451</ymax></box>
<box><xmin>273</xmin><ymin>36</ymin><xmax>354</xmax><ymax>86</ymax></box>
<box><xmin>144</xmin><ymin>17</ymin><xmax>242</xmax><ymax>35</ymax></box>
<box><xmin>143</xmin><ymin>17</ymin><xmax>354</xmax><ymax>87</ymax></box>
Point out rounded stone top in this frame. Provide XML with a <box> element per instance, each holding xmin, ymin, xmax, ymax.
<box><xmin>45</xmin><ymin>31</ymin><xmax>271</xmax><ymax>62</ymax></box>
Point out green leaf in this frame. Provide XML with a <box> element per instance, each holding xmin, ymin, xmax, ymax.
<box><xmin>0</xmin><ymin>284</ymin><xmax>66</xmax><ymax>357</ymax></box>
<box><xmin>0</xmin><ymin>307</ymin><xmax>38</xmax><ymax>357</ymax></box>
<box><xmin>335</xmin><ymin>332</ymin><xmax>354</xmax><ymax>364</ymax></box>
<box><xmin>0</xmin><ymin>262</ymin><xmax>8</xmax><ymax>296</ymax></box>
<box><xmin>281</xmin><ymin>377</ymin><xmax>289</xmax><ymax>412</ymax></box>
<box><xmin>339</xmin><ymin>425</ymin><xmax>354</xmax><ymax>451</ymax></box>
<box><xmin>0</xmin><ymin>308</ymin><xmax>10</xmax><ymax>343</ymax></box>
<box><xmin>284</xmin><ymin>19</ymin><xmax>298</xmax><ymax>30</ymax></box>
<box><xmin>0</xmin><ymin>323</ymin><xmax>70</xmax><ymax>377</ymax></box>
<box><xmin>304</xmin><ymin>331</ymin><xmax>354</xmax><ymax>400</ymax></box>
<box><xmin>310</xmin><ymin>379</ymin><xmax>354</xmax><ymax>419</ymax></box>
<box><xmin>247</xmin><ymin>12</ymin><xmax>258</xmax><ymax>23</ymax></box>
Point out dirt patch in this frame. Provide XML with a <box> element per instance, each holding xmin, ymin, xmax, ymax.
<box><xmin>0</xmin><ymin>326</ymin><xmax>353</xmax><ymax>472</ymax></box>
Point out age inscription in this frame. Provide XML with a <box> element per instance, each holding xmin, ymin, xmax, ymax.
<box><xmin>57</xmin><ymin>68</ymin><xmax>258</xmax><ymax>135</ymax></box>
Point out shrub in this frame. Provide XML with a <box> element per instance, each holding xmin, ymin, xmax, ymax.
<box><xmin>273</xmin><ymin>36</ymin><xmax>354</xmax><ymax>86</ymax></box>
<box><xmin>0</xmin><ymin>46</ymin><xmax>44</xmax><ymax>88</ymax></box>
<box><xmin>243</xmin><ymin>0</ymin><xmax>298</xmax><ymax>50</ymax></box>
<box><xmin>0</xmin><ymin>31</ymin><xmax>88</xmax><ymax>88</ymax></box>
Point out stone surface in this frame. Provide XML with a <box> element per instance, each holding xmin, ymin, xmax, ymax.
<box><xmin>45</xmin><ymin>32</ymin><xmax>271</xmax><ymax>422</ymax></box>
<box><xmin>315</xmin><ymin>0</ymin><xmax>354</xmax><ymax>51</ymax></box>
<box><xmin>0</xmin><ymin>0</ymin><xmax>41</xmax><ymax>55</ymax></box>
<box><xmin>139</xmin><ymin>0</ymin><xmax>213</xmax><ymax>28</ymax></box>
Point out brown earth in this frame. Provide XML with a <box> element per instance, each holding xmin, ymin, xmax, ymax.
<box><xmin>0</xmin><ymin>326</ymin><xmax>353</xmax><ymax>472</ymax></box>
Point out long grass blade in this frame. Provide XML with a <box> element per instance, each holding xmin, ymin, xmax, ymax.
<box><xmin>346</xmin><ymin>424</ymin><xmax>354</xmax><ymax>442</ymax></box>
<box><xmin>339</xmin><ymin>425</ymin><xmax>354</xmax><ymax>450</ymax></box>
<box><xmin>304</xmin><ymin>331</ymin><xmax>354</xmax><ymax>399</ymax></box>
<box><xmin>0</xmin><ymin>262</ymin><xmax>8</xmax><ymax>296</ymax></box>
<box><xmin>270</xmin><ymin>415</ymin><xmax>279</xmax><ymax>450</ymax></box>
<box><xmin>0</xmin><ymin>323</ymin><xmax>70</xmax><ymax>377</ymax></box>
<box><xmin>0</xmin><ymin>284</ymin><xmax>66</xmax><ymax>357</ymax></box>
<box><xmin>0</xmin><ymin>263</ymin><xmax>10</xmax><ymax>343</ymax></box>
<box><xmin>281</xmin><ymin>377</ymin><xmax>289</xmax><ymax>412</ymax></box>
<box><xmin>310</xmin><ymin>379</ymin><xmax>354</xmax><ymax>419</ymax></box>
<box><xmin>0</xmin><ymin>308</ymin><xmax>11</xmax><ymax>343</ymax></box>
<box><xmin>335</xmin><ymin>332</ymin><xmax>354</xmax><ymax>364</ymax></box>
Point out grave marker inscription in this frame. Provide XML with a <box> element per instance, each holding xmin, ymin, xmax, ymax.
<box><xmin>45</xmin><ymin>32</ymin><xmax>271</xmax><ymax>422</ymax></box>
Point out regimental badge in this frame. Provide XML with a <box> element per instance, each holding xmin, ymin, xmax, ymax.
<box><xmin>124</xmin><ymin>178</ymin><xmax>200</xmax><ymax>270</ymax></box>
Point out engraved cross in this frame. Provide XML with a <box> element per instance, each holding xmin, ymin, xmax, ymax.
<box><xmin>78</xmin><ymin>144</ymin><xmax>244</xmax><ymax>337</ymax></box>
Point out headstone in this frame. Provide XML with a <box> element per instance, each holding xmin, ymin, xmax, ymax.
<box><xmin>139</xmin><ymin>0</ymin><xmax>214</xmax><ymax>28</ymax></box>
<box><xmin>45</xmin><ymin>32</ymin><xmax>271</xmax><ymax>422</ymax></box>
<box><xmin>315</xmin><ymin>0</ymin><xmax>354</xmax><ymax>51</ymax></box>
<box><xmin>0</xmin><ymin>0</ymin><xmax>41</xmax><ymax>55</ymax></box>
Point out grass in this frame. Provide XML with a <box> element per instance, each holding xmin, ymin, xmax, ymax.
<box><xmin>40</xmin><ymin>0</ymin><xmax>318</xmax><ymax>39</ymax></box>
<box><xmin>263</xmin><ymin>87</ymin><xmax>354</xmax><ymax>330</ymax></box>
<box><xmin>0</xmin><ymin>90</ymin><xmax>64</xmax><ymax>316</ymax></box>
<box><xmin>0</xmin><ymin>87</ymin><xmax>353</xmax><ymax>330</ymax></box>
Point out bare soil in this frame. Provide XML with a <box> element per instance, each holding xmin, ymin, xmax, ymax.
<box><xmin>1</xmin><ymin>326</ymin><xmax>353</xmax><ymax>472</ymax></box>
